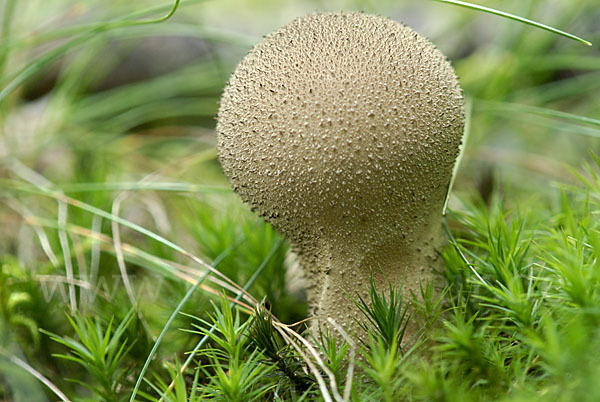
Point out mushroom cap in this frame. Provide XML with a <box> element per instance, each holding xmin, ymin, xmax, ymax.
<box><xmin>217</xmin><ymin>12</ymin><xmax>464</xmax><ymax>248</ymax></box>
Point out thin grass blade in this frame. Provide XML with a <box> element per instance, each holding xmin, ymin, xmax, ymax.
<box><xmin>431</xmin><ymin>0</ymin><xmax>592</xmax><ymax>46</ymax></box>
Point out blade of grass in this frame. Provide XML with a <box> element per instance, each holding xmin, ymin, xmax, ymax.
<box><xmin>90</xmin><ymin>215</ymin><xmax>102</xmax><ymax>284</ymax></box>
<box><xmin>275</xmin><ymin>325</ymin><xmax>334</xmax><ymax>402</ymax></box>
<box><xmin>511</xmin><ymin>72</ymin><xmax>600</xmax><ymax>104</ymax></box>
<box><xmin>111</xmin><ymin>193</ymin><xmax>155</xmax><ymax>339</ymax></box>
<box><xmin>58</xmin><ymin>201</ymin><xmax>77</xmax><ymax>311</ymax></box>
<box><xmin>520</xmin><ymin>55</ymin><xmax>600</xmax><ymax>72</ymax></box>
<box><xmin>327</xmin><ymin>318</ymin><xmax>356</xmax><ymax>402</ymax></box>
<box><xmin>5</xmin><ymin>199</ymin><xmax>60</xmax><ymax>267</ymax></box>
<box><xmin>275</xmin><ymin>321</ymin><xmax>343</xmax><ymax>401</ymax></box>
<box><xmin>478</xmin><ymin>100</ymin><xmax>600</xmax><ymax>128</ymax></box>
<box><xmin>430</xmin><ymin>0</ymin><xmax>592</xmax><ymax>46</ymax></box>
<box><xmin>0</xmin><ymin>347</ymin><xmax>70</xmax><ymax>401</ymax></box>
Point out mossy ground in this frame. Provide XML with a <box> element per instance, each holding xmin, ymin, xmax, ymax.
<box><xmin>0</xmin><ymin>0</ymin><xmax>599</xmax><ymax>400</ymax></box>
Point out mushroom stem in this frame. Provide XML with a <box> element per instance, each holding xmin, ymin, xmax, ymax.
<box><xmin>304</xmin><ymin>207</ymin><xmax>444</xmax><ymax>342</ymax></box>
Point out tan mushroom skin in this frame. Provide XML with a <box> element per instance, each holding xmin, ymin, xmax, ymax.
<box><xmin>217</xmin><ymin>12</ymin><xmax>464</xmax><ymax>340</ymax></box>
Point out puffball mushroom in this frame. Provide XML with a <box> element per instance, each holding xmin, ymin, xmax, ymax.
<box><xmin>217</xmin><ymin>12</ymin><xmax>464</xmax><ymax>341</ymax></box>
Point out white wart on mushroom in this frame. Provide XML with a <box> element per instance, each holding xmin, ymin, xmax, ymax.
<box><xmin>217</xmin><ymin>12</ymin><xmax>464</xmax><ymax>339</ymax></box>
